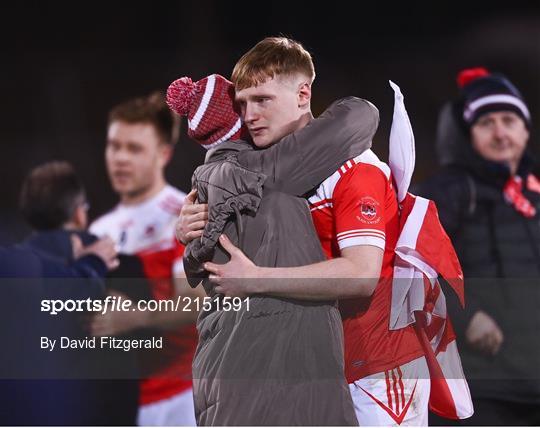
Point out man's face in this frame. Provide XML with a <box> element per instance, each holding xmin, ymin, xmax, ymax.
<box><xmin>235</xmin><ymin>75</ymin><xmax>309</xmax><ymax>148</ymax></box>
<box><xmin>471</xmin><ymin>111</ymin><xmax>529</xmax><ymax>171</ymax></box>
<box><xmin>105</xmin><ymin>121</ymin><xmax>168</xmax><ymax>200</ymax></box>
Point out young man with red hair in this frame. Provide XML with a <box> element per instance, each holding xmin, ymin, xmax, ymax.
<box><xmin>180</xmin><ymin>37</ymin><xmax>429</xmax><ymax>426</ymax></box>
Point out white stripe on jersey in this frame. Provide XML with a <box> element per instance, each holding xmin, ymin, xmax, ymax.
<box><xmin>310</xmin><ymin>202</ymin><xmax>333</xmax><ymax>211</ymax></box>
<box><xmin>353</xmin><ymin>150</ymin><xmax>391</xmax><ymax>180</ymax></box>
<box><xmin>337</xmin><ymin>228</ymin><xmax>386</xmax><ymax>239</ymax></box>
<box><xmin>338</xmin><ymin>236</ymin><xmax>386</xmax><ymax>251</ymax></box>
<box><xmin>339</xmin><ymin>232</ymin><xmax>385</xmax><ymax>241</ymax></box>
<box><xmin>309</xmin><ymin>150</ymin><xmax>390</xmax><ymax>253</ymax></box>
<box><xmin>308</xmin><ymin>169</ymin><xmax>341</xmax><ymax>206</ymax></box>
<box><xmin>309</xmin><ymin>150</ymin><xmax>391</xmax><ymax>207</ymax></box>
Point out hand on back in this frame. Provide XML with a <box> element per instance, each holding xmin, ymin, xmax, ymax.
<box><xmin>176</xmin><ymin>189</ymin><xmax>208</xmax><ymax>245</ymax></box>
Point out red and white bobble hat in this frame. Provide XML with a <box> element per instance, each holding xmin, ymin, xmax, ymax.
<box><xmin>166</xmin><ymin>74</ymin><xmax>243</xmax><ymax>149</ymax></box>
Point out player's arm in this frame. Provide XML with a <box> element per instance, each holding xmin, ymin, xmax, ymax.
<box><xmin>257</xmin><ymin>245</ymin><xmax>382</xmax><ymax>299</ymax></box>
<box><xmin>206</xmin><ymin>235</ymin><xmax>381</xmax><ymax>300</ymax></box>
<box><xmin>205</xmin><ymin>164</ymin><xmax>388</xmax><ymax>300</ymax></box>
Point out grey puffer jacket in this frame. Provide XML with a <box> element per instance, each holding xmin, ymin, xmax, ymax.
<box><xmin>186</xmin><ymin>97</ymin><xmax>379</xmax><ymax>426</ymax></box>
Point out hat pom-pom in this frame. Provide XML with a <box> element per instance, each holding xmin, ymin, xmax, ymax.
<box><xmin>457</xmin><ymin>67</ymin><xmax>490</xmax><ymax>88</ymax></box>
<box><xmin>166</xmin><ymin>77</ymin><xmax>198</xmax><ymax>116</ymax></box>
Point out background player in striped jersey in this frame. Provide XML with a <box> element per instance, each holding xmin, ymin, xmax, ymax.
<box><xmin>179</xmin><ymin>37</ymin><xmax>430</xmax><ymax>426</ymax></box>
<box><xmin>90</xmin><ymin>92</ymin><xmax>204</xmax><ymax>426</ymax></box>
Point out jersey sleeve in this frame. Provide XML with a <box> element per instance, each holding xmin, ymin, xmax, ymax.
<box><xmin>333</xmin><ymin>163</ymin><xmax>389</xmax><ymax>251</ymax></box>
<box><xmin>88</xmin><ymin>217</ymin><xmax>106</xmax><ymax>238</ymax></box>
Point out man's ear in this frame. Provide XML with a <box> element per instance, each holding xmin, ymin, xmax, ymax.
<box><xmin>72</xmin><ymin>205</ymin><xmax>88</xmax><ymax>230</ymax></box>
<box><xmin>298</xmin><ymin>82</ymin><xmax>311</xmax><ymax>108</ymax></box>
<box><xmin>159</xmin><ymin>143</ymin><xmax>174</xmax><ymax>168</ymax></box>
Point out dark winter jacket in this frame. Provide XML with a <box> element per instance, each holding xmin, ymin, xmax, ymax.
<box><xmin>0</xmin><ymin>230</ymin><xmax>138</xmax><ymax>425</ymax></box>
<box><xmin>416</xmin><ymin>102</ymin><xmax>540</xmax><ymax>403</ymax></box>
<box><xmin>186</xmin><ymin>97</ymin><xmax>379</xmax><ymax>426</ymax></box>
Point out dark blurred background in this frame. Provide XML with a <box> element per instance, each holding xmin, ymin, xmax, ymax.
<box><xmin>1</xmin><ymin>2</ymin><xmax>539</xmax><ymax>244</ymax></box>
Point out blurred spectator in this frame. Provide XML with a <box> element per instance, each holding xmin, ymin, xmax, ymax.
<box><xmin>417</xmin><ymin>68</ymin><xmax>540</xmax><ymax>425</ymax></box>
<box><xmin>89</xmin><ymin>91</ymin><xmax>203</xmax><ymax>426</ymax></box>
<box><xmin>0</xmin><ymin>160</ymin><xmax>137</xmax><ymax>425</ymax></box>
<box><xmin>19</xmin><ymin>161</ymin><xmax>118</xmax><ymax>271</ymax></box>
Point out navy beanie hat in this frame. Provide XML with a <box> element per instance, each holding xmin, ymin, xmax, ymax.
<box><xmin>457</xmin><ymin>67</ymin><xmax>531</xmax><ymax>128</ymax></box>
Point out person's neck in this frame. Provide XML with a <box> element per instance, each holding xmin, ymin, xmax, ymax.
<box><xmin>120</xmin><ymin>177</ymin><xmax>167</xmax><ymax>206</ymax></box>
<box><xmin>509</xmin><ymin>160</ymin><xmax>519</xmax><ymax>176</ymax></box>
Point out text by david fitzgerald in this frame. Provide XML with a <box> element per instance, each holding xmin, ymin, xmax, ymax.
<box><xmin>41</xmin><ymin>336</ymin><xmax>163</xmax><ymax>352</ymax></box>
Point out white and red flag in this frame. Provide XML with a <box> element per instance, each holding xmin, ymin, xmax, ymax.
<box><xmin>388</xmin><ymin>81</ymin><xmax>474</xmax><ymax>420</ymax></box>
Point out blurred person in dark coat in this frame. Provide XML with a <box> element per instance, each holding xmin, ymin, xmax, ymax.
<box><xmin>0</xmin><ymin>160</ymin><xmax>138</xmax><ymax>426</ymax></box>
<box><xmin>417</xmin><ymin>68</ymin><xmax>540</xmax><ymax>426</ymax></box>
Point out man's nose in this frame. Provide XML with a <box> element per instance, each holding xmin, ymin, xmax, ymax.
<box><xmin>493</xmin><ymin>120</ymin><xmax>508</xmax><ymax>140</ymax></box>
<box><xmin>244</xmin><ymin>103</ymin><xmax>258</xmax><ymax>124</ymax></box>
<box><xmin>111</xmin><ymin>148</ymin><xmax>130</xmax><ymax>164</ymax></box>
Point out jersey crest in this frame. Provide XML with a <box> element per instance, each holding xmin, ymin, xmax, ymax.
<box><xmin>358</xmin><ymin>196</ymin><xmax>381</xmax><ymax>224</ymax></box>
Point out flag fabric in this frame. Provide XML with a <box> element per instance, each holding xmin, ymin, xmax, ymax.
<box><xmin>388</xmin><ymin>82</ymin><xmax>474</xmax><ymax>420</ymax></box>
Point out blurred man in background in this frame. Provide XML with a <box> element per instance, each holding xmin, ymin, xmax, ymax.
<box><xmin>418</xmin><ymin>68</ymin><xmax>540</xmax><ymax>426</ymax></box>
<box><xmin>90</xmin><ymin>92</ymin><xmax>203</xmax><ymax>426</ymax></box>
<box><xmin>0</xmin><ymin>160</ymin><xmax>125</xmax><ymax>425</ymax></box>
<box><xmin>19</xmin><ymin>161</ymin><xmax>118</xmax><ymax>272</ymax></box>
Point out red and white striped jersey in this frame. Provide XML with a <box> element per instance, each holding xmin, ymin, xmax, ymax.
<box><xmin>91</xmin><ymin>185</ymin><xmax>185</xmax><ymax>262</ymax></box>
<box><xmin>308</xmin><ymin>150</ymin><xmax>424</xmax><ymax>383</ymax></box>
<box><xmin>90</xmin><ymin>185</ymin><xmax>198</xmax><ymax>405</ymax></box>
